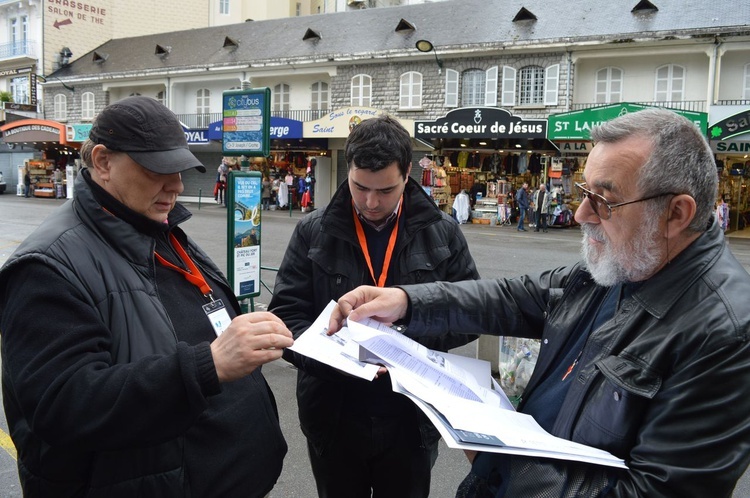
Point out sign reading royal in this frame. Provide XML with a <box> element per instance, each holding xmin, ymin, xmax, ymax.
<box><xmin>415</xmin><ymin>107</ymin><xmax>547</xmax><ymax>141</ymax></box>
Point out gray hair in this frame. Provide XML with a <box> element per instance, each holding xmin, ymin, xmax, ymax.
<box><xmin>79</xmin><ymin>139</ymin><xmax>96</xmax><ymax>169</ymax></box>
<box><xmin>590</xmin><ymin>108</ymin><xmax>717</xmax><ymax>232</ymax></box>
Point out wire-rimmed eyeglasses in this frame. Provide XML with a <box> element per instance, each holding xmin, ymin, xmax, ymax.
<box><xmin>574</xmin><ymin>182</ymin><xmax>679</xmax><ymax>221</ymax></box>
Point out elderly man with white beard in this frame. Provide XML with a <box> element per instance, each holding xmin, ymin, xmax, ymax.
<box><xmin>326</xmin><ymin>108</ymin><xmax>750</xmax><ymax>498</ymax></box>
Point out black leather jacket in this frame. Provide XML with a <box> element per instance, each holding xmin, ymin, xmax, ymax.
<box><xmin>402</xmin><ymin>219</ymin><xmax>750</xmax><ymax>497</ymax></box>
<box><xmin>270</xmin><ymin>177</ymin><xmax>479</xmax><ymax>452</ymax></box>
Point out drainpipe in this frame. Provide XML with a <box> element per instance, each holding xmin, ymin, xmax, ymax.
<box><xmin>707</xmin><ymin>37</ymin><xmax>723</xmax><ymax>106</ymax></box>
<box><xmin>566</xmin><ymin>51</ymin><xmax>573</xmax><ymax>112</ymax></box>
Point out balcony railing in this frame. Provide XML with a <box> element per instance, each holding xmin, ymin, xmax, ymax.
<box><xmin>0</xmin><ymin>40</ymin><xmax>35</xmax><ymax>60</ymax></box>
<box><xmin>571</xmin><ymin>100</ymin><xmax>706</xmax><ymax>113</ymax></box>
<box><xmin>175</xmin><ymin>109</ymin><xmax>329</xmax><ymax>129</ymax></box>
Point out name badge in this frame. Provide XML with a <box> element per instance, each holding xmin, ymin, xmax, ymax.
<box><xmin>202</xmin><ymin>299</ymin><xmax>232</xmax><ymax>336</ymax></box>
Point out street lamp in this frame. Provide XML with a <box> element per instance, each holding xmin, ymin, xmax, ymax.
<box><xmin>415</xmin><ymin>39</ymin><xmax>443</xmax><ymax>74</ymax></box>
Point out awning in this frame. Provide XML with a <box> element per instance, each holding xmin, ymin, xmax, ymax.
<box><xmin>0</xmin><ymin>118</ymin><xmax>79</xmax><ymax>152</ymax></box>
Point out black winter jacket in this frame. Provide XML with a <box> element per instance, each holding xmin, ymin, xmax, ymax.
<box><xmin>270</xmin><ymin>177</ymin><xmax>479</xmax><ymax>452</ymax></box>
<box><xmin>0</xmin><ymin>172</ymin><xmax>287</xmax><ymax>497</ymax></box>
<box><xmin>402</xmin><ymin>219</ymin><xmax>750</xmax><ymax>497</ymax></box>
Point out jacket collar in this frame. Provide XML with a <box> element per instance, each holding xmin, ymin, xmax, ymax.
<box><xmin>627</xmin><ymin>218</ymin><xmax>724</xmax><ymax>319</ymax></box>
<box><xmin>320</xmin><ymin>177</ymin><xmax>443</xmax><ymax>243</ymax></box>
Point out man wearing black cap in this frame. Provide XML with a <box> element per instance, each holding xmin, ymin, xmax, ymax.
<box><xmin>0</xmin><ymin>96</ymin><xmax>293</xmax><ymax>497</ymax></box>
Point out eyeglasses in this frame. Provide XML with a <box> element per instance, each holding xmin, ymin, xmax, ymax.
<box><xmin>574</xmin><ymin>182</ymin><xmax>678</xmax><ymax>220</ymax></box>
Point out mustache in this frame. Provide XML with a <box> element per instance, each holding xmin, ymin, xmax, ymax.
<box><xmin>580</xmin><ymin>223</ymin><xmax>606</xmax><ymax>243</ymax></box>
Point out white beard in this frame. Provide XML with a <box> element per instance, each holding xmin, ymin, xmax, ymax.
<box><xmin>580</xmin><ymin>216</ymin><xmax>664</xmax><ymax>286</ymax></box>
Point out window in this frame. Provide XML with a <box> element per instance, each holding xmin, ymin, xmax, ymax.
<box><xmin>518</xmin><ymin>66</ymin><xmax>544</xmax><ymax>105</ymax></box>
<box><xmin>351</xmin><ymin>75</ymin><xmax>372</xmax><ymax>107</ymax></box>
<box><xmin>9</xmin><ymin>16</ymin><xmax>27</xmax><ymax>55</ymax></box>
<box><xmin>311</xmin><ymin>81</ymin><xmax>329</xmax><ymax>111</ymax></box>
<box><xmin>744</xmin><ymin>64</ymin><xmax>750</xmax><ymax>100</ymax></box>
<box><xmin>274</xmin><ymin>83</ymin><xmax>290</xmax><ymax>113</ymax></box>
<box><xmin>156</xmin><ymin>91</ymin><xmax>166</xmax><ymax>105</ymax></box>
<box><xmin>296</xmin><ymin>2</ymin><xmax>302</xmax><ymax>16</ymax></box>
<box><xmin>54</xmin><ymin>94</ymin><xmax>67</xmax><ymax>121</ymax></box>
<box><xmin>399</xmin><ymin>72</ymin><xmax>422</xmax><ymax>109</ymax></box>
<box><xmin>655</xmin><ymin>64</ymin><xmax>685</xmax><ymax>102</ymax></box>
<box><xmin>81</xmin><ymin>92</ymin><xmax>95</xmax><ymax>120</ymax></box>
<box><xmin>595</xmin><ymin>67</ymin><xmax>623</xmax><ymax>104</ymax></box>
<box><xmin>196</xmin><ymin>88</ymin><xmax>211</xmax><ymax>127</ymax></box>
<box><xmin>10</xmin><ymin>76</ymin><xmax>29</xmax><ymax>104</ymax></box>
<box><xmin>219</xmin><ymin>0</ymin><xmax>229</xmax><ymax>15</ymax></box>
<box><xmin>461</xmin><ymin>69</ymin><xmax>485</xmax><ymax>106</ymax></box>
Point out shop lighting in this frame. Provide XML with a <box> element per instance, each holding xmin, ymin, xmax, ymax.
<box><xmin>515</xmin><ymin>144</ymin><xmax>522</xmax><ymax>148</ymax></box>
<box><xmin>415</xmin><ymin>39</ymin><xmax>443</xmax><ymax>74</ymax></box>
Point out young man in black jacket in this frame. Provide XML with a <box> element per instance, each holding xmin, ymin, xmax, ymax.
<box><xmin>270</xmin><ymin>115</ymin><xmax>479</xmax><ymax>498</ymax></box>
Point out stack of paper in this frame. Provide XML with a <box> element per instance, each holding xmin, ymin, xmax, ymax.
<box><xmin>288</xmin><ymin>301</ymin><xmax>626</xmax><ymax>469</ymax></box>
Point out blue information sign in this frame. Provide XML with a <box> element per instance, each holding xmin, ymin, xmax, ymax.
<box><xmin>221</xmin><ymin>88</ymin><xmax>271</xmax><ymax>157</ymax></box>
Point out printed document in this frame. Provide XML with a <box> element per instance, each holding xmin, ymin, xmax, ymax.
<box><xmin>288</xmin><ymin>301</ymin><xmax>626</xmax><ymax>469</ymax></box>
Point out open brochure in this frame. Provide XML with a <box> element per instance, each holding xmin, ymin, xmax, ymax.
<box><xmin>288</xmin><ymin>301</ymin><xmax>627</xmax><ymax>469</ymax></box>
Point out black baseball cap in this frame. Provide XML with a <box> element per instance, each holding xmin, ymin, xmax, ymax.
<box><xmin>89</xmin><ymin>96</ymin><xmax>206</xmax><ymax>174</ymax></box>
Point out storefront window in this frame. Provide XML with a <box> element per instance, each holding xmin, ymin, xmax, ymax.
<box><xmin>10</xmin><ymin>76</ymin><xmax>29</xmax><ymax>104</ymax></box>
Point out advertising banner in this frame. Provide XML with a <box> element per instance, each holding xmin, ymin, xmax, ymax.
<box><xmin>226</xmin><ymin>171</ymin><xmax>262</xmax><ymax>300</ymax></box>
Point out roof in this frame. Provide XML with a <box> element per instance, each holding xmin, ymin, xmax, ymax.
<box><xmin>52</xmin><ymin>0</ymin><xmax>750</xmax><ymax>79</ymax></box>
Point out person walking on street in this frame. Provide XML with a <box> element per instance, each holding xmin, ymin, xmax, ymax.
<box><xmin>328</xmin><ymin>108</ymin><xmax>750</xmax><ymax>498</ymax></box>
<box><xmin>270</xmin><ymin>115</ymin><xmax>479</xmax><ymax>498</ymax></box>
<box><xmin>516</xmin><ymin>182</ymin><xmax>529</xmax><ymax>231</ymax></box>
<box><xmin>0</xmin><ymin>96</ymin><xmax>293</xmax><ymax>498</ymax></box>
<box><xmin>533</xmin><ymin>184</ymin><xmax>551</xmax><ymax>232</ymax></box>
<box><xmin>23</xmin><ymin>169</ymin><xmax>31</xmax><ymax>198</ymax></box>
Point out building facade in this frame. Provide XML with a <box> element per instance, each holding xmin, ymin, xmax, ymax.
<box><xmin>3</xmin><ymin>0</ymin><xmax>750</xmax><ymax>228</ymax></box>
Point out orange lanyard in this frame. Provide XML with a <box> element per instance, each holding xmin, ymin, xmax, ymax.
<box><xmin>352</xmin><ymin>199</ymin><xmax>402</xmax><ymax>287</ymax></box>
<box><xmin>154</xmin><ymin>233</ymin><xmax>213</xmax><ymax>299</ymax></box>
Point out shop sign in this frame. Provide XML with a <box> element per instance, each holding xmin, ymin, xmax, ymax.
<box><xmin>65</xmin><ymin>123</ymin><xmax>92</xmax><ymax>142</ymax></box>
<box><xmin>305</xmin><ymin>107</ymin><xmax>384</xmax><ymax>137</ymax></box>
<box><xmin>711</xmin><ymin>140</ymin><xmax>750</xmax><ymax>154</ymax></box>
<box><xmin>415</xmin><ymin>107</ymin><xmax>546</xmax><ymax>140</ymax></box>
<box><xmin>183</xmin><ymin>127</ymin><xmax>209</xmax><ymax>145</ymax></box>
<box><xmin>208</xmin><ymin>116</ymin><xmax>303</xmax><ymax>141</ymax></box>
<box><xmin>548</xmin><ymin>103</ymin><xmax>708</xmax><ymax>141</ymax></box>
<box><xmin>709</xmin><ymin>109</ymin><xmax>750</xmax><ymax>141</ymax></box>
<box><xmin>222</xmin><ymin>87</ymin><xmax>271</xmax><ymax>157</ymax></box>
<box><xmin>558</xmin><ymin>141</ymin><xmax>592</xmax><ymax>152</ymax></box>
<box><xmin>3</xmin><ymin>102</ymin><xmax>37</xmax><ymax>112</ymax></box>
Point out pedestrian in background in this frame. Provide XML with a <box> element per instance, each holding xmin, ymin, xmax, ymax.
<box><xmin>516</xmin><ymin>182</ymin><xmax>529</xmax><ymax>231</ymax></box>
<box><xmin>23</xmin><ymin>169</ymin><xmax>31</xmax><ymax>198</ymax></box>
<box><xmin>328</xmin><ymin>109</ymin><xmax>750</xmax><ymax>498</ymax></box>
<box><xmin>262</xmin><ymin>175</ymin><xmax>272</xmax><ymax>210</ymax></box>
<box><xmin>0</xmin><ymin>96</ymin><xmax>293</xmax><ymax>497</ymax></box>
<box><xmin>533</xmin><ymin>183</ymin><xmax>551</xmax><ymax>232</ymax></box>
<box><xmin>270</xmin><ymin>115</ymin><xmax>479</xmax><ymax>498</ymax></box>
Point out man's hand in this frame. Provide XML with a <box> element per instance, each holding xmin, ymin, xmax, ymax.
<box><xmin>327</xmin><ymin>286</ymin><xmax>409</xmax><ymax>334</ymax></box>
<box><xmin>210</xmin><ymin>312</ymin><xmax>294</xmax><ymax>382</ymax></box>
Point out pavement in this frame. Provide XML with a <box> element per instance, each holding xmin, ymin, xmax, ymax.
<box><xmin>1</xmin><ymin>192</ymin><xmax>749</xmax><ymax>497</ymax></box>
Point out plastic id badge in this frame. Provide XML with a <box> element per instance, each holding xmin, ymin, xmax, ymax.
<box><xmin>203</xmin><ymin>299</ymin><xmax>232</xmax><ymax>336</ymax></box>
